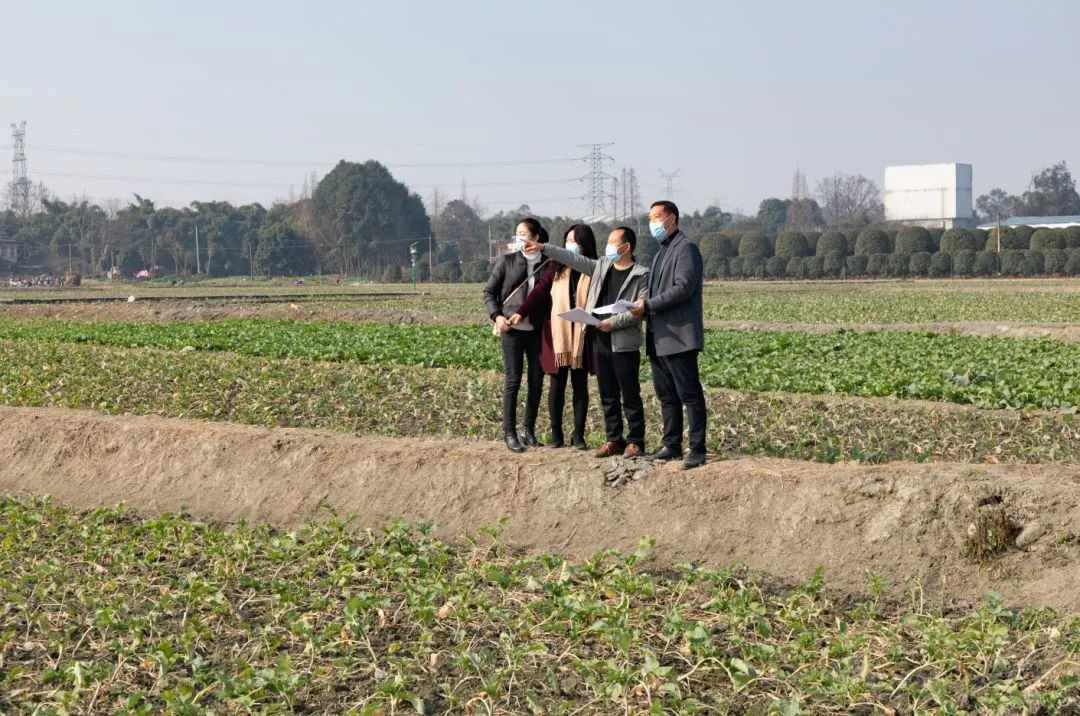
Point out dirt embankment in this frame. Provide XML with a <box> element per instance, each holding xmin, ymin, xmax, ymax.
<box><xmin>1</xmin><ymin>407</ymin><xmax>1078</xmax><ymax>611</ymax></box>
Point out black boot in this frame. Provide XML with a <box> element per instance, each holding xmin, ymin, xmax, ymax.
<box><xmin>571</xmin><ymin>433</ymin><xmax>588</xmax><ymax>450</ymax></box>
<box><xmin>505</xmin><ymin>433</ymin><xmax>525</xmax><ymax>453</ymax></box>
<box><xmin>520</xmin><ymin>430</ymin><xmax>544</xmax><ymax>448</ymax></box>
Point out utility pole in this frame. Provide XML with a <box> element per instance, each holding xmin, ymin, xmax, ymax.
<box><xmin>580</xmin><ymin>143</ymin><xmax>614</xmax><ymax>216</ymax></box>
<box><xmin>194</xmin><ymin>224</ymin><xmax>201</xmax><ymax>275</ymax></box>
<box><xmin>428</xmin><ymin>234</ymin><xmax>433</xmax><ymax>278</ymax></box>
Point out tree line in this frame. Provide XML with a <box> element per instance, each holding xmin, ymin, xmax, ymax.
<box><xmin>2</xmin><ymin>157</ymin><xmax>1077</xmax><ymax>281</ymax></box>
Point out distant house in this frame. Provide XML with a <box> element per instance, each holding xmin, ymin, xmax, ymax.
<box><xmin>976</xmin><ymin>215</ymin><xmax>1080</xmax><ymax>230</ymax></box>
<box><xmin>0</xmin><ymin>239</ymin><xmax>17</xmax><ymax>263</ymax></box>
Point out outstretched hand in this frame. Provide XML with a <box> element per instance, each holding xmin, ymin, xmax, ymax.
<box><xmin>522</xmin><ymin>238</ymin><xmax>544</xmax><ymax>254</ymax></box>
<box><xmin>628</xmin><ymin>299</ymin><xmax>646</xmax><ymax>318</ymax></box>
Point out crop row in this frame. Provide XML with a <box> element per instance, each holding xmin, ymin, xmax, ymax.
<box><xmin>2</xmin><ymin>496</ymin><xmax>1078</xmax><ymax>714</ymax></box>
<box><xmin>1</xmin><ymin>340</ymin><xmax>1077</xmax><ymax>464</ymax></box>
<box><xmin>702</xmin><ymin>285</ymin><xmax>1080</xmax><ymax>325</ymax></box>
<box><xmin>2</xmin><ymin>318</ymin><xmax>1079</xmax><ymax>409</ymax></box>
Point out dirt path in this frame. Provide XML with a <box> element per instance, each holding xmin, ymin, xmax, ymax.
<box><xmin>1</xmin><ymin>407</ymin><xmax>1078</xmax><ymax>611</ymax></box>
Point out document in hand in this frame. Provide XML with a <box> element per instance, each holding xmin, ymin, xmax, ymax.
<box><xmin>593</xmin><ymin>299</ymin><xmax>637</xmax><ymax>315</ymax></box>
<box><xmin>558</xmin><ymin>308</ymin><xmax>601</xmax><ymax>326</ymax></box>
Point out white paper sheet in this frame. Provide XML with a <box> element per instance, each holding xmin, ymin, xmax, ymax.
<box><xmin>593</xmin><ymin>299</ymin><xmax>637</xmax><ymax>316</ymax></box>
<box><xmin>558</xmin><ymin>308</ymin><xmax>601</xmax><ymax>326</ymax></box>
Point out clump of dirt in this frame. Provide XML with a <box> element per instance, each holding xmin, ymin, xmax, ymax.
<box><xmin>1</xmin><ymin>407</ymin><xmax>1079</xmax><ymax>611</ymax></box>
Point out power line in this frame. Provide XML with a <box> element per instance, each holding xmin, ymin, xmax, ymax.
<box><xmin>6</xmin><ymin>143</ymin><xmax>586</xmax><ymax>170</ymax></box>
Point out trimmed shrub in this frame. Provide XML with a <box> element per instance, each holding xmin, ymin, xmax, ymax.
<box><xmin>816</xmin><ymin>231</ymin><xmax>849</xmax><ymax>257</ymax></box>
<box><xmin>741</xmin><ymin>255</ymin><xmax>765</xmax><ymax>278</ymax></box>
<box><xmin>845</xmin><ymin>254</ymin><xmax>868</xmax><ymax>277</ymax></box>
<box><xmin>704</xmin><ymin>255</ymin><xmax>728</xmax><ymax>279</ymax></box>
<box><xmin>822</xmin><ymin>250</ymin><xmax>845</xmax><ymax>277</ymax></box>
<box><xmin>774</xmin><ymin>231</ymin><xmax>810</xmax><ymax>259</ymax></box>
<box><xmin>854</xmin><ymin>229</ymin><xmax>889</xmax><ymax>256</ymax></box>
<box><xmin>883</xmin><ymin>229</ymin><xmax>898</xmax><ymax>252</ymax></box>
<box><xmin>894</xmin><ymin>226</ymin><xmax>934</xmax><ymax>255</ymax></box>
<box><xmin>953</xmin><ymin>250</ymin><xmax>976</xmax><ymax>276</ymax></box>
<box><xmin>700</xmin><ymin>233</ymin><xmax>738</xmax><ymax>259</ymax></box>
<box><xmin>972</xmin><ymin>228</ymin><xmax>989</xmax><ymax>247</ymax></box>
<box><xmin>939</xmin><ymin>229</ymin><xmax>979</xmax><ymax>254</ymax></box>
<box><xmin>806</xmin><ymin>232</ymin><xmax>821</xmax><ymax>255</ymax></box>
<box><xmin>867</xmin><ymin>253</ymin><xmax>890</xmax><ymax>277</ymax></box>
<box><xmin>1022</xmin><ymin>250</ymin><xmax>1045</xmax><ymax>276</ymax></box>
<box><xmin>999</xmin><ymin>249</ymin><xmax>1024</xmax><ymax>276</ymax></box>
<box><xmin>1012</xmin><ymin>225</ymin><xmax>1034</xmax><ymax>248</ymax></box>
<box><xmin>1065</xmin><ymin>226</ymin><xmax>1080</xmax><ymax>249</ymax></box>
<box><xmin>887</xmin><ymin>253</ymin><xmax>909</xmax><ymax>277</ymax></box>
<box><xmin>982</xmin><ymin>226</ymin><xmax>1020</xmax><ymax>251</ymax></box>
<box><xmin>804</xmin><ymin>255</ymin><xmax>824</xmax><ymax>280</ymax></box>
<box><xmin>765</xmin><ymin>255</ymin><xmax>787</xmax><ymax>278</ymax></box>
<box><xmin>738</xmin><ymin>232</ymin><xmax>772</xmax><ymax>258</ymax></box>
<box><xmin>909</xmin><ymin>251</ymin><xmax>932</xmax><ymax>276</ymax></box>
<box><xmin>786</xmin><ymin>256</ymin><xmax>806</xmax><ymax>279</ymax></box>
<box><xmin>728</xmin><ymin>256</ymin><xmax>744</xmax><ymax>277</ymax></box>
<box><xmin>1066</xmin><ymin>249</ymin><xmax>1080</xmax><ymax>276</ymax></box>
<box><xmin>929</xmin><ymin>251</ymin><xmax>952</xmax><ymax>277</ymax></box>
<box><xmin>973</xmin><ymin>250</ymin><xmax>998</xmax><ymax>276</ymax></box>
<box><xmin>928</xmin><ymin>227</ymin><xmax>944</xmax><ymax>250</ymax></box>
<box><xmin>1030</xmin><ymin>229</ymin><xmax>1066</xmax><ymax>252</ymax></box>
<box><xmin>1044</xmin><ymin>248</ymin><xmax>1068</xmax><ymax>275</ymax></box>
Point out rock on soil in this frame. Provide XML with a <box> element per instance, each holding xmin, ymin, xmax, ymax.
<box><xmin>1</xmin><ymin>407</ymin><xmax>1079</xmax><ymax>611</ymax></box>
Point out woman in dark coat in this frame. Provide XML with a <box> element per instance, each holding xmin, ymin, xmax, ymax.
<box><xmin>482</xmin><ymin>218</ymin><xmax>551</xmax><ymax>453</ymax></box>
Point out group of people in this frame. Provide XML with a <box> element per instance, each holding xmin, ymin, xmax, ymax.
<box><xmin>483</xmin><ymin>201</ymin><xmax>708</xmax><ymax>470</ymax></box>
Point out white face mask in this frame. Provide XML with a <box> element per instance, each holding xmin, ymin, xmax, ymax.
<box><xmin>565</xmin><ymin>241</ymin><xmax>581</xmax><ymax>254</ymax></box>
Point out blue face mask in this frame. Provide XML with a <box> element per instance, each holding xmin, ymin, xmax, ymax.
<box><xmin>649</xmin><ymin>220</ymin><xmax>667</xmax><ymax>240</ymax></box>
<box><xmin>605</xmin><ymin>243</ymin><xmax>622</xmax><ymax>260</ymax></box>
<box><xmin>565</xmin><ymin>242</ymin><xmax>581</xmax><ymax>254</ymax></box>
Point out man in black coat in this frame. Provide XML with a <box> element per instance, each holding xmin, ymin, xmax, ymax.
<box><xmin>629</xmin><ymin>200</ymin><xmax>707</xmax><ymax>469</ymax></box>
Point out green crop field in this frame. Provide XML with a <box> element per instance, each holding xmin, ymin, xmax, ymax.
<box><xmin>2</xmin><ymin>317</ymin><xmax>1078</xmax><ymax>410</ymax></box>
<box><xmin>2</xmin><ymin>497</ymin><xmax>1078</xmax><ymax>715</ymax></box>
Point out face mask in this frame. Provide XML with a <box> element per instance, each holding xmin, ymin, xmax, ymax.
<box><xmin>649</xmin><ymin>220</ymin><xmax>667</xmax><ymax>240</ymax></box>
<box><xmin>565</xmin><ymin>242</ymin><xmax>581</xmax><ymax>254</ymax></box>
<box><xmin>605</xmin><ymin>243</ymin><xmax>623</xmax><ymax>260</ymax></box>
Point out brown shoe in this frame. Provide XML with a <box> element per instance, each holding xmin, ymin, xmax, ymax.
<box><xmin>623</xmin><ymin>444</ymin><xmax>644</xmax><ymax>458</ymax></box>
<box><xmin>595</xmin><ymin>440</ymin><xmax>627</xmax><ymax>458</ymax></box>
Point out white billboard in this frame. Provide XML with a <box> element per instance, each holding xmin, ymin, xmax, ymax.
<box><xmin>884</xmin><ymin>163</ymin><xmax>973</xmax><ymax>224</ymax></box>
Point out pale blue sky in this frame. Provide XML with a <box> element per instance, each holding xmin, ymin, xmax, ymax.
<box><xmin>1</xmin><ymin>0</ymin><xmax>1077</xmax><ymax>217</ymax></box>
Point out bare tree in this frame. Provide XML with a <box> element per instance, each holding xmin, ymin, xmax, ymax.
<box><xmin>815</xmin><ymin>173</ymin><xmax>884</xmax><ymax>227</ymax></box>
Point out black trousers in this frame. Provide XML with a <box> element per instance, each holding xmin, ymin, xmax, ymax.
<box><xmin>549</xmin><ymin>366</ymin><xmax>588</xmax><ymax>442</ymax></box>
<box><xmin>649</xmin><ymin>349</ymin><xmax>707</xmax><ymax>454</ymax></box>
<box><xmin>595</xmin><ymin>337</ymin><xmax>646</xmax><ymax>448</ymax></box>
<box><xmin>501</xmin><ymin>329</ymin><xmax>543</xmax><ymax>435</ymax></box>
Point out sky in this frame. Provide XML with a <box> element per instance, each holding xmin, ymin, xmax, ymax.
<box><xmin>1</xmin><ymin>0</ymin><xmax>1078</xmax><ymax>219</ymax></box>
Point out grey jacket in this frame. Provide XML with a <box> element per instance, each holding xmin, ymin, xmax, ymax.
<box><xmin>543</xmin><ymin>244</ymin><xmax>649</xmax><ymax>353</ymax></box>
<box><xmin>643</xmin><ymin>230</ymin><xmax>705</xmax><ymax>357</ymax></box>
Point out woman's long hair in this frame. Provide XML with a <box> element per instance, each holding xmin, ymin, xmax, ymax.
<box><xmin>559</xmin><ymin>224</ymin><xmax>597</xmax><ymax>277</ymax></box>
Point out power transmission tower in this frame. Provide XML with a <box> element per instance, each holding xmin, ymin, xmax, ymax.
<box><xmin>620</xmin><ymin>168</ymin><xmax>628</xmax><ymax>220</ymax></box>
<box><xmin>610</xmin><ymin>176</ymin><xmax>619</xmax><ymax>219</ymax></box>
<box><xmin>580</xmin><ymin>143</ymin><xmax>614</xmax><ymax>216</ymax></box>
<box><xmin>791</xmin><ymin>164</ymin><xmax>809</xmax><ymax>201</ymax></box>
<box><xmin>9</xmin><ymin>121</ymin><xmax>31</xmax><ymax>218</ymax></box>
<box><xmin>659</xmin><ymin>169</ymin><xmax>680</xmax><ymax>201</ymax></box>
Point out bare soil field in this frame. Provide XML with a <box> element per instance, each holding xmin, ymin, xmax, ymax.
<box><xmin>3</xmin><ymin>407</ymin><xmax>1078</xmax><ymax>612</ymax></box>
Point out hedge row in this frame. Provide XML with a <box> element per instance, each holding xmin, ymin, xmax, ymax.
<box><xmin>699</xmin><ymin>225</ymin><xmax>1080</xmax><ymax>264</ymax></box>
<box><xmin>706</xmin><ymin>248</ymin><xmax>1080</xmax><ymax>280</ymax></box>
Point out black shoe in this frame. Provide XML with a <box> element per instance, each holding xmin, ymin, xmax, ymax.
<box><xmin>682</xmin><ymin>452</ymin><xmax>707</xmax><ymax>470</ymax></box>
<box><xmin>550</xmin><ymin>439</ymin><xmax>566</xmax><ymax>449</ymax></box>
<box><xmin>505</xmin><ymin>433</ymin><xmax>525</xmax><ymax>453</ymax></box>
<box><xmin>550</xmin><ymin>432</ymin><xmax>565</xmax><ymax>449</ymax></box>
<box><xmin>520</xmin><ymin>431</ymin><xmax>544</xmax><ymax>448</ymax></box>
<box><xmin>647</xmin><ymin>445</ymin><xmax>683</xmax><ymax>462</ymax></box>
<box><xmin>571</xmin><ymin>435</ymin><xmax>588</xmax><ymax>450</ymax></box>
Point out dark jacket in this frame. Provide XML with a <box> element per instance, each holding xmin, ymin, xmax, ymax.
<box><xmin>643</xmin><ymin>229</ymin><xmax>704</xmax><ymax>357</ymax></box>
<box><xmin>482</xmin><ymin>251</ymin><xmax>551</xmax><ymax>325</ymax></box>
